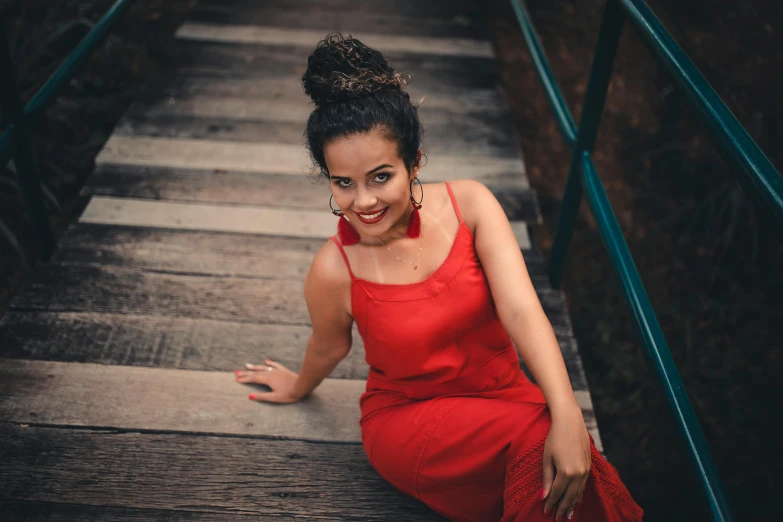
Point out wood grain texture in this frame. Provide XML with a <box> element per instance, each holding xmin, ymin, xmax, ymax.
<box><xmin>0</xmin><ymin>500</ymin><xmax>302</xmax><ymax>522</ymax></box>
<box><xmin>10</xmin><ymin>263</ymin><xmax>560</xmax><ymax>327</ymax></box>
<box><xmin>11</xmin><ymin>263</ymin><xmax>311</xmax><ymax>326</ymax></box>
<box><xmin>0</xmin><ymin>358</ymin><xmax>366</xmax><ymax>442</ymax></box>
<box><xmin>140</xmin><ymin>71</ymin><xmax>511</xmax><ymax>115</ymax></box>
<box><xmin>79</xmin><ymin>196</ymin><xmax>337</xmax><ymax>239</ymax></box>
<box><xmin>0</xmin><ymin>311</ymin><xmax>367</xmax><ymax>378</ymax></box>
<box><xmin>95</xmin><ymin>136</ymin><xmax>527</xmax><ymax>188</ymax></box>
<box><xmin>176</xmin><ymin>24</ymin><xmax>494</xmax><ymax>58</ymax></box>
<box><xmin>0</xmin><ymin>424</ymin><xmax>445</xmax><ymax>520</ymax></box>
<box><xmin>114</xmin><ymin>106</ymin><xmax>522</xmax><ymax>159</ymax></box>
<box><xmin>162</xmin><ymin>40</ymin><xmax>499</xmax><ymax>91</ymax></box>
<box><xmin>52</xmin><ymin>224</ymin><xmax>542</xmax><ymax>280</ymax></box>
<box><xmin>190</xmin><ymin>1</ymin><xmax>486</xmax><ymax>39</ymax></box>
<box><xmin>81</xmin><ymin>167</ymin><xmax>541</xmax><ymax>223</ymax></box>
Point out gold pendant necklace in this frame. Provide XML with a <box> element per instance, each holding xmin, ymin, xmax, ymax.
<box><xmin>377</xmin><ymin>220</ymin><xmax>425</xmax><ymax>270</ymax></box>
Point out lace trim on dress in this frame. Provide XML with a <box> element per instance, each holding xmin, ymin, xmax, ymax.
<box><xmin>589</xmin><ymin>444</ymin><xmax>644</xmax><ymax>519</ymax></box>
<box><xmin>503</xmin><ymin>439</ymin><xmax>644</xmax><ymax>519</ymax></box>
<box><xmin>504</xmin><ymin>438</ymin><xmax>546</xmax><ymax>511</ymax></box>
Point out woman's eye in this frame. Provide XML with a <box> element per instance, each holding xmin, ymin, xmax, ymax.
<box><xmin>337</xmin><ymin>179</ymin><xmax>353</xmax><ymax>188</ymax></box>
<box><xmin>374</xmin><ymin>173</ymin><xmax>390</xmax><ymax>183</ymax></box>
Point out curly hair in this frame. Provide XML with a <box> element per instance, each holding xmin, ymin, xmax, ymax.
<box><xmin>302</xmin><ymin>32</ymin><xmax>423</xmax><ymax>178</ymax></box>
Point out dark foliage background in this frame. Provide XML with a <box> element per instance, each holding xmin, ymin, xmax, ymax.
<box><xmin>0</xmin><ymin>0</ymin><xmax>193</xmax><ymax>314</ymax></box>
<box><xmin>486</xmin><ymin>0</ymin><xmax>782</xmax><ymax>520</ymax></box>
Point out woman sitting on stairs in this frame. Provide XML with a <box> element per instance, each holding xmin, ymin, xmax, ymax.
<box><xmin>233</xmin><ymin>32</ymin><xmax>643</xmax><ymax>522</ymax></box>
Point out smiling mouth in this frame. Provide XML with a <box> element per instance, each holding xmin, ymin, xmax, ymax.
<box><xmin>355</xmin><ymin>207</ymin><xmax>389</xmax><ymax>224</ymax></box>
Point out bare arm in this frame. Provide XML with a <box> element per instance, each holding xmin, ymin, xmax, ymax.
<box><xmin>290</xmin><ymin>241</ymin><xmax>354</xmax><ymax>399</ymax></box>
<box><xmin>237</xmin><ymin>240</ymin><xmax>353</xmax><ymax>403</ymax></box>
<box><xmin>458</xmin><ymin>180</ymin><xmax>590</xmax><ymax>519</ymax></box>
<box><xmin>462</xmin><ymin>180</ymin><xmax>576</xmax><ymax>413</ymax></box>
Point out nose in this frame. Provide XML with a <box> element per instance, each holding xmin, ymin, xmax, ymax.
<box><xmin>354</xmin><ymin>188</ymin><xmax>378</xmax><ymax>211</ymax></box>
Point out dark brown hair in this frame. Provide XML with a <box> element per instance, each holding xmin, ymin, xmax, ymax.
<box><xmin>302</xmin><ymin>33</ymin><xmax>424</xmax><ymax>178</ymax></box>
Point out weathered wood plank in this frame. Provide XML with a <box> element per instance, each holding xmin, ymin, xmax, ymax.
<box><xmin>0</xmin><ymin>311</ymin><xmax>368</xmax><ymax>378</ymax></box>
<box><xmin>52</xmin><ymin>224</ymin><xmax>542</xmax><ymax>280</ymax></box>
<box><xmin>140</xmin><ymin>72</ymin><xmax>511</xmax><ymax>116</ymax></box>
<box><xmin>11</xmin><ymin>263</ymin><xmax>310</xmax><ymax>326</ymax></box>
<box><xmin>176</xmin><ymin>24</ymin><xmax>493</xmax><ymax>58</ymax></box>
<box><xmin>77</xmin><ymin>196</ymin><xmax>532</xmax><ymax>248</ymax></box>
<box><xmin>0</xmin><ymin>359</ymin><xmax>366</xmax><ymax>442</ymax></box>
<box><xmin>81</xmin><ymin>166</ymin><xmax>541</xmax><ymax>223</ymax></box>
<box><xmin>195</xmin><ymin>0</ymin><xmax>485</xmax><ymax>23</ymax></box>
<box><xmin>0</xmin><ymin>500</ymin><xmax>299</xmax><ymax>522</ymax></box>
<box><xmin>190</xmin><ymin>3</ymin><xmax>486</xmax><ymax>39</ymax></box>
<box><xmin>95</xmin><ymin>136</ymin><xmax>528</xmax><ymax>189</ymax></box>
<box><xmin>79</xmin><ymin>196</ymin><xmax>337</xmax><ymax>240</ymax></box>
<box><xmin>114</xmin><ymin>107</ymin><xmax>521</xmax><ymax>159</ymax></box>
<box><xmin>0</xmin><ymin>358</ymin><xmax>597</xmax><ymax>446</ymax></box>
<box><xmin>162</xmin><ymin>40</ymin><xmax>499</xmax><ymax>90</ymax></box>
<box><xmin>0</xmin><ymin>424</ymin><xmax>444</xmax><ymax>520</ymax></box>
<box><xmin>9</xmin><ymin>264</ymin><xmax>563</xmax><ymax>327</ymax></box>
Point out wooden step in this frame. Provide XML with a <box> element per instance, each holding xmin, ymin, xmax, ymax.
<box><xmin>0</xmin><ymin>311</ymin><xmax>366</xmax><ymax>378</ymax></box>
<box><xmin>176</xmin><ymin>23</ymin><xmax>494</xmax><ymax>58</ymax></box>
<box><xmin>95</xmin><ymin>136</ymin><xmax>527</xmax><ymax>190</ymax></box>
<box><xmin>190</xmin><ymin>0</ymin><xmax>487</xmax><ymax>39</ymax></box>
<box><xmin>163</xmin><ymin>40</ymin><xmax>499</xmax><ymax>91</ymax></box>
<box><xmin>80</xmin><ymin>166</ymin><xmax>541</xmax><ymax>223</ymax></box>
<box><xmin>0</xmin><ymin>358</ymin><xmax>597</xmax><ymax>442</ymax></box>
<box><xmin>114</xmin><ymin>105</ymin><xmax>522</xmax><ymax>160</ymax></box>
<box><xmin>9</xmin><ymin>263</ymin><xmax>567</xmax><ymax>327</ymax></box>
<box><xmin>0</xmin><ymin>423</ymin><xmax>443</xmax><ymax>520</ymax></box>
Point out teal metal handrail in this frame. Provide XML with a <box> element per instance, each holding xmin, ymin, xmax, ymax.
<box><xmin>509</xmin><ymin>0</ymin><xmax>783</xmax><ymax>520</ymax></box>
<box><xmin>0</xmin><ymin>0</ymin><xmax>134</xmax><ymax>261</ymax></box>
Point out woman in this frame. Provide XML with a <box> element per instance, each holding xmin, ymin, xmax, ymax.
<box><xmin>234</xmin><ymin>33</ymin><xmax>643</xmax><ymax>522</ymax></box>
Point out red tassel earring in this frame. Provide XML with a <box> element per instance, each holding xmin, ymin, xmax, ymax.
<box><xmin>406</xmin><ymin>178</ymin><xmax>424</xmax><ymax>239</ymax></box>
<box><xmin>330</xmin><ymin>196</ymin><xmax>360</xmax><ymax>246</ymax></box>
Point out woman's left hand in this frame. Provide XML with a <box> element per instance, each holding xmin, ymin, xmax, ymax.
<box><xmin>542</xmin><ymin>401</ymin><xmax>592</xmax><ymax>520</ymax></box>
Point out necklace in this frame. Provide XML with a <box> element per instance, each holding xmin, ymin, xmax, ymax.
<box><xmin>377</xmin><ymin>220</ymin><xmax>425</xmax><ymax>270</ymax></box>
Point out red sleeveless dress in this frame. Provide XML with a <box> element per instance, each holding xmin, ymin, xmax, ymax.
<box><xmin>329</xmin><ymin>182</ymin><xmax>643</xmax><ymax>522</ymax></box>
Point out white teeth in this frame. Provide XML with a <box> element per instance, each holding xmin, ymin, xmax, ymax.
<box><xmin>361</xmin><ymin>208</ymin><xmax>385</xmax><ymax>220</ymax></box>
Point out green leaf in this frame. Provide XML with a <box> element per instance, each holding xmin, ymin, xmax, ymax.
<box><xmin>39</xmin><ymin>159</ymin><xmax>77</xmax><ymax>184</ymax></box>
<box><xmin>0</xmin><ymin>218</ymin><xmax>30</xmax><ymax>272</ymax></box>
<box><xmin>39</xmin><ymin>181</ymin><xmax>62</xmax><ymax>214</ymax></box>
<box><xmin>0</xmin><ymin>176</ymin><xmax>20</xmax><ymax>192</ymax></box>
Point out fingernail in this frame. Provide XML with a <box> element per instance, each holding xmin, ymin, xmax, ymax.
<box><xmin>248</xmin><ymin>394</ymin><xmax>255</xmax><ymax>400</ymax></box>
<box><xmin>245</xmin><ymin>363</ymin><xmax>253</xmax><ymax>369</ymax></box>
<box><xmin>234</xmin><ymin>370</ymin><xmax>241</xmax><ymax>375</ymax></box>
<box><xmin>540</xmin><ymin>487</ymin><xmax>546</xmax><ymax>500</ymax></box>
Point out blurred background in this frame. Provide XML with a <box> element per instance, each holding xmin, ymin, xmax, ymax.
<box><xmin>1</xmin><ymin>1</ymin><xmax>781</xmax><ymax>520</ymax></box>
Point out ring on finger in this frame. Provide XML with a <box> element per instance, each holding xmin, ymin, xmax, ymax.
<box><xmin>266</xmin><ymin>366</ymin><xmax>274</xmax><ymax>372</ymax></box>
<box><xmin>567</xmin><ymin>510</ymin><xmax>574</xmax><ymax>519</ymax></box>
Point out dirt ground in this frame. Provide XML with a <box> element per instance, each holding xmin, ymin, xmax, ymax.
<box><xmin>486</xmin><ymin>1</ymin><xmax>782</xmax><ymax>520</ymax></box>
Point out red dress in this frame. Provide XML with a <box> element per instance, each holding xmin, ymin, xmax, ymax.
<box><xmin>329</xmin><ymin>182</ymin><xmax>643</xmax><ymax>522</ymax></box>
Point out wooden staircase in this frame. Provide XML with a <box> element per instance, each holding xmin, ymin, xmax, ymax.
<box><xmin>0</xmin><ymin>0</ymin><xmax>599</xmax><ymax>519</ymax></box>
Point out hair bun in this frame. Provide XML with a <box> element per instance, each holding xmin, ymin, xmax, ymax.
<box><xmin>302</xmin><ymin>32</ymin><xmax>408</xmax><ymax>107</ymax></box>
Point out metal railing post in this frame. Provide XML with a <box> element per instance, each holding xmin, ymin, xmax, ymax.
<box><xmin>548</xmin><ymin>0</ymin><xmax>625</xmax><ymax>288</ymax></box>
<box><xmin>0</xmin><ymin>25</ymin><xmax>55</xmax><ymax>261</ymax></box>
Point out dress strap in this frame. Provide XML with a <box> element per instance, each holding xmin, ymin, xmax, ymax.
<box><xmin>328</xmin><ymin>236</ymin><xmax>356</xmax><ymax>280</ymax></box>
<box><xmin>444</xmin><ymin>181</ymin><xmax>464</xmax><ymax>224</ymax></box>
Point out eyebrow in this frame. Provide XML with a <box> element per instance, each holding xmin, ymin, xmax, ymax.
<box><xmin>330</xmin><ymin>164</ymin><xmax>393</xmax><ymax>179</ymax></box>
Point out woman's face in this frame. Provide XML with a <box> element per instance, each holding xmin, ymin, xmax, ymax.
<box><xmin>324</xmin><ymin>131</ymin><xmax>418</xmax><ymax>239</ymax></box>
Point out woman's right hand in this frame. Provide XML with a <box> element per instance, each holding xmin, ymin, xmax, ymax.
<box><xmin>234</xmin><ymin>359</ymin><xmax>304</xmax><ymax>404</ymax></box>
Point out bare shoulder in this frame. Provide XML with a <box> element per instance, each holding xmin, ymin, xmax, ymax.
<box><xmin>444</xmin><ymin>179</ymin><xmax>497</xmax><ymax>230</ymax></box>
<box><xmin>305</xmin><ymin>238</ymin><xmax>352</xmax><ymax>293</ymax></box>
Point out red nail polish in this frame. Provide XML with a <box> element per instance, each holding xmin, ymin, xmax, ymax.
<box><xmin>248</xmin><ymin>394</ymin><xmax>255</xmax><ymax>400</ymax></box>
<box><xmin>235</xmin><ymin>370</ymin><xmax>241</xmax><ymax>375</ymax></box>
<box><xmin>540</xmin><ymin>488</ymin><xmax>546</xmax><ymax>500</ymax></box>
